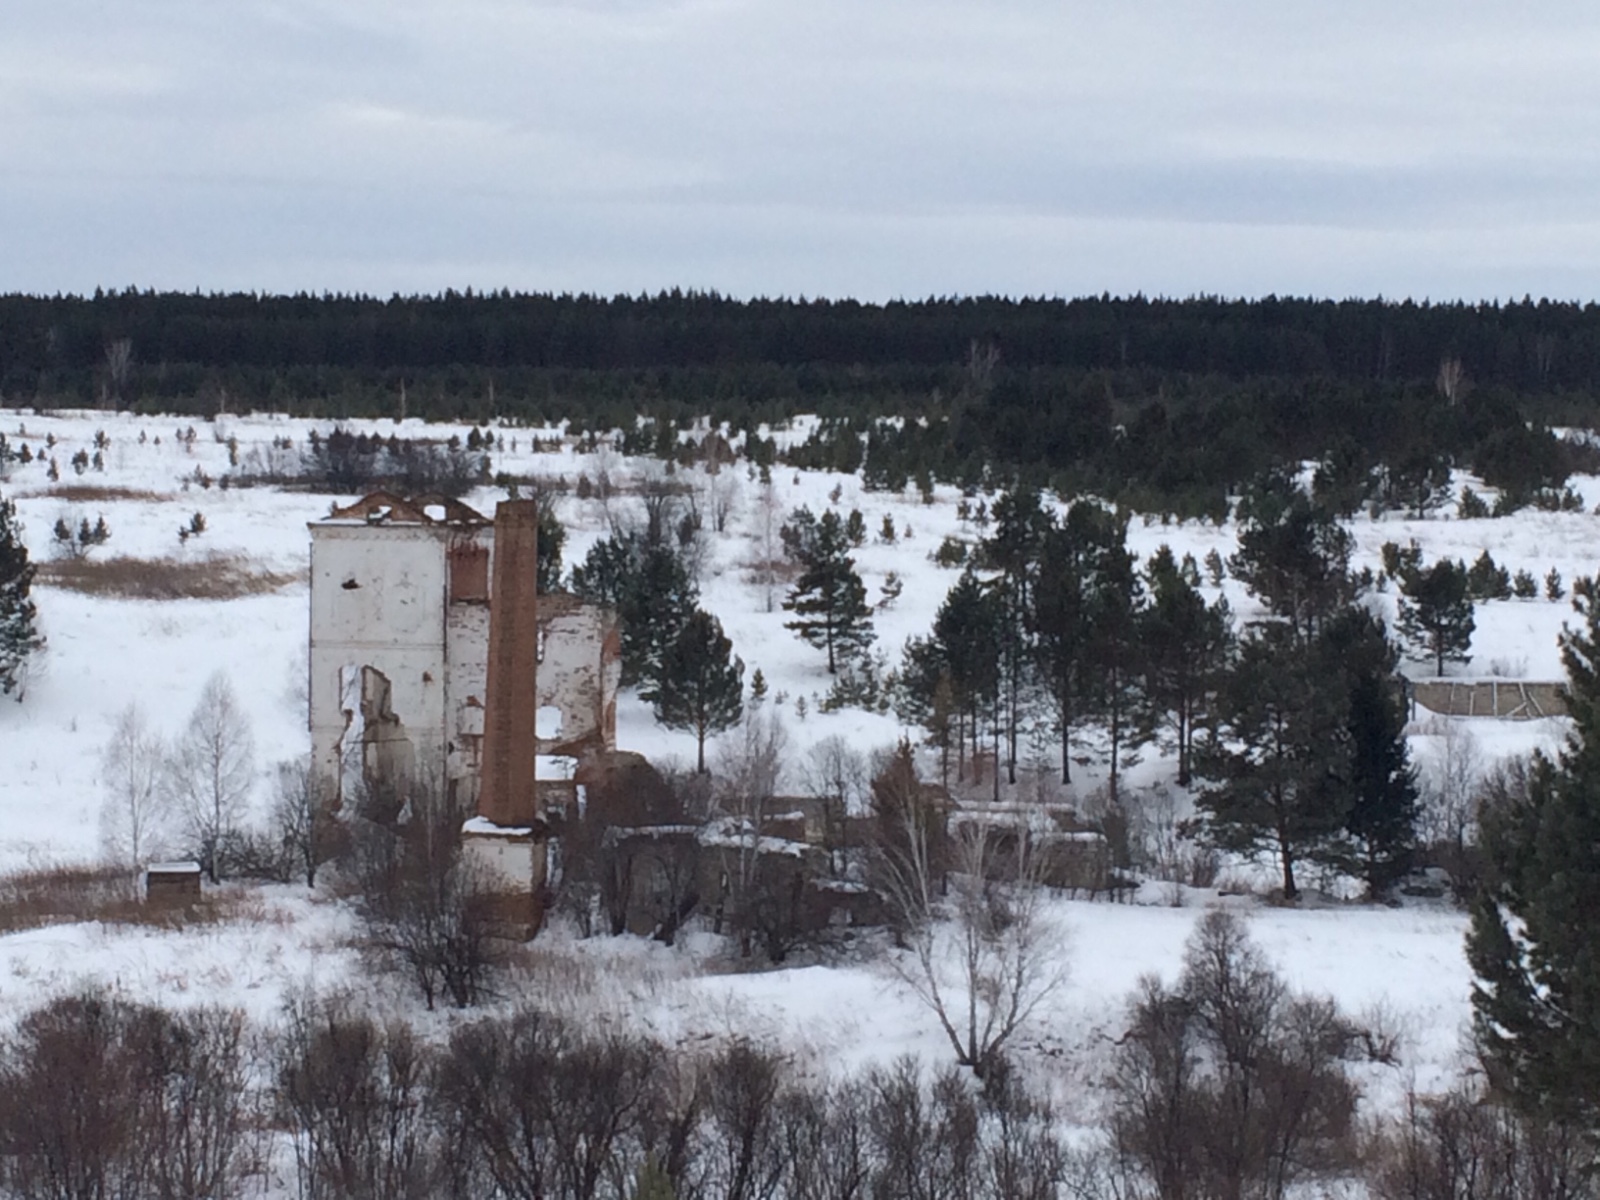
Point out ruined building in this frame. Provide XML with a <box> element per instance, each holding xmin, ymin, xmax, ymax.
<box><xmin>308</xmin><ymin>492</ymin><xmax>621</xmax><ymax>927</ymax></box>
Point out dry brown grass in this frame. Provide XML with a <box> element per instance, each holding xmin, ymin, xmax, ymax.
<box><xmin>37</xmin><ymin>552</ymin><xmax>303</xmax><ymax>600</ymax></box>
<box><xmin>16</xmin><ymin>484</ymin><xmax>172</xmax><ymax>503</ymax></box>
<box><xmin>0</xmin><ymin>864</ymin><xmax>247</xmax><ymax>933</ymax></box>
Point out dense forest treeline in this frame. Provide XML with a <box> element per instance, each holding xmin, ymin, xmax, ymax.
<box><xmin>6</xmin><ymin>289</ymin><xmax>1600</xmax><ymax>509</ymax></box>
<box><xmin>15</xmin><ymin>289</ymin><xmax>1600</xmax><ymax>384</ymax></box>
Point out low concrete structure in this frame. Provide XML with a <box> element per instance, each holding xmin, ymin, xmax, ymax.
<box><xmin>1410</xmin><ymin>678</ymin><xmax>1568</xmax><ymax>720</ymax></box>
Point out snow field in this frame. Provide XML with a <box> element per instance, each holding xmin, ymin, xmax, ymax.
<box><xmin>0</xmin><ymin>405</ymin><xmax>1591</xmax><ymax>1133</ymax></box>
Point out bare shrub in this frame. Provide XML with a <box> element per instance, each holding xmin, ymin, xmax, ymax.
<box><xmin>275</xmin><ymin>995</ymin><xmax>438</xmax><ymax>1200</ymax></box>
<box><xmin>0</xmin><ymin>991</ymin><xmax>138</xmax><ymax>1200</ymax></box>
<box><xmin>1365</xmin><ymin>1084</ymin><xmax>1596</xmax><ymax>1200</ymax></box>
<box><xmin>695</xmin><ymin>1041</ymin><xmax>791</xmax><ymax>1200</ymax></box>
<box><xmin>350</xmin><ymin>780</ymin><xmax>502</xmax><ymax>1009</ymax></box>
<box><xmin>123</xmin><ymin>1004</ymin><xmax>252</xmax><ymax>1200</ymax></box>
<box><xmin>1105</xmin><ymin>909</ymin><xmax>1360</xmax><ymax>1200</ymax></box>
<box><xmin>37</xmin><ymin>551</ymin><xmax>302</xmax><ymax>600</ymax></box>
<box><xmin>433</xmin><ymin>1007</ymin><xmax>664</xmax><ymax>1200</ymax></box>
<box><xmin>865</xmin><ymin>1057</ymin><xmax>981</xmax><ymax>1200</ymax></box>
<box><xmin>0</xmin><ymin>992</ymin><xmax>251</xmax><ymax>1200</ymax></box>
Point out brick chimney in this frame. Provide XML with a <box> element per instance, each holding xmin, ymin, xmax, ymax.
<box><xmin>477</xmin><ymin>500</ymin><xmax>539</xmax><ymax>827</ymax></box>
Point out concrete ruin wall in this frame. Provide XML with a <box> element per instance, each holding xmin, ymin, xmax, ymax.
<box><xmin>309</xmin><ymin>498</ymin><xmax>618</xmax><ymax>823</ymax></box>
<box><xmin>309</xmin><ymin>518</ymin><xmax>492</xmax><ymax>809</ymax></box>
<box><xmin>1410</xmin><ymin>679</ymin><xmax>1568</xmax><ymax>720</ymax></box>
<box><xmin>536</xmin><ymin>593</ymin><xmax>621</xmax><ymax>758</ymax></box>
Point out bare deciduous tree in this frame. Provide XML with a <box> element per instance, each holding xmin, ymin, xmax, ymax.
<box><xmin>875</xmin><ymin>753</ymin><xmax>1067</xmax><ymax>1078</ymax></box>
<box><xmin>801</xmin><ymin>734</ymin><xmax>869</xmax><ymax>871</ymax></box>
<box><xmin>164</xmin><ymin>672</ymin><xmax>256</xmax><ymax>882</ymax></box>
<box><xmin>711</xmin><ymin>711</ymin><xmax>790</xmax><ymax>956</ymax></box>
<box><xmin>755</xmin><ymin>477</ymin><xmax>783</xmax><ymax>613</ymax></box>
<box><xmin>270</xmin><ymin>757</ymin><xmax>340</xmax><ymax>888</ymax></box>
<box><xmin>1436</xmin><ymin>355</ymin><xmax>1468</xmax><ymax>406</ymax></box>
<box><xmin>706</xmin><ymin>461</ymin><xmax>741</xmax><ymax>535</ymax></box>
<box><xmin>103</xmin><ymin>338</ymin><xmax>133</xmax><ymax>410</ymax></box>
<box><xmin>98</xmin><ymin>702</ymin><xmax>171</xmax><ymax>867</ymax></box>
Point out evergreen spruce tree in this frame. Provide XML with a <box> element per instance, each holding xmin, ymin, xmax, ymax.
<box><xmin>783</xmin><ymin>509</ymin><xmax>873</xmax><ymax>673</ymax></box>
<box><xmin>646</xmin><ymin>609</ymin><xmax>744</xmax><ymax>773</ymax></box>
<box><xmin>1396</xmin><ymin>557</ymin><xmax>1475</xmax><ymax>675</ymax></box>
<box><xmin>1467</xmin><ymin>577</ymin><xmax>1600</xmax><ymax>1130</ymax></box>
<box><xmin>1321</xmin><ymin>609</ymin><xmax>1418</xmax><ymax>896</ymax></box>
<box><xmin>927</xmin><ymin>569</ymin><xmax>1003</xmax><ymax>783</ymax></box>
<box><xmin>0</xmin><ymin>496</ymin><xmax>42</xmax><ymax>698</ymax></box>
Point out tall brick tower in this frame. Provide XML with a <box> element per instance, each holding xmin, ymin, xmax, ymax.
<box><xmin>477</xmin><ymin>500</ymin><xmax>540</xmax><ymax>827</ymax></box>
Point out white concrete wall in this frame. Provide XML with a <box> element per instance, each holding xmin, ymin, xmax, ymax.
<box><xmin>462</xmin><ymin>830</ymin><xmax>540</xmax><ymax>891</ymax></box>
<box><xmin>444</xmin><ymin>600</ymin><xmax>490</xmax><ymax>807</ymax></box>
<box><xmin>309</xmin><ymin>522</ymin><xmax>452</xmax><ymax>802</ymax></box>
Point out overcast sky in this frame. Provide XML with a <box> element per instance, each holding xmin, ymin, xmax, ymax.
<box><xmin>5</xmin><ymin>1</ymin><xmax>1600</xmax><ymax>301</ymax></box>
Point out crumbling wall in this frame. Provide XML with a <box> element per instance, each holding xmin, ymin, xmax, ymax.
<box><xmin>444</xmin><ymin>537</ymin><xmax>491</xmax><ymax>810</ymax></box>
<box><xmin>535</xmin><ymin>593</ymin><xmax>621</xmax><ymax>758</ymax></box>
<box><xmin>309</xmin><ymin>522</ymin><xmax>453</xmax><ymax>807</ymax></box>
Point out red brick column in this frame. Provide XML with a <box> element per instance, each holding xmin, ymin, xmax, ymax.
<box><xmin>477</xmin><ymin>501</ymin><xmax>539</xmax><ymax>827</ymax></box>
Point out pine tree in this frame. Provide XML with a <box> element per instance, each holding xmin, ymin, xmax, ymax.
<box><xmin>1082</xmin><ymin>518</ymin><xmax>1147</xmax><ymax>805</ymax></box>
<box><xmin>1396</xmin><ymin>558</ymin><xmax>1475</xmax><ymax>676</ymax></box>
<box><xmin>783</xmin><ymin>509</ymin><xmax>873</xmax><ymax>673</ymax></box>
<box><xmin>1467</xmin><ymin>577</ymin><xmax>1600</xmax><ymax>1129</ymax></box>
<box><xmin>1142</xmin><ymin>545</ymin><xmax>1233</xmax><ymax>788</ymax></box>
<box><xmin>535</xmin><ymin>501</ymin><xmax>564</xmax><ymax>592</ymax></box>
<box><xmin>647</xmin><ymin>609</ymin><xmax>744</xmax><ymax>773</ymax></box>
<box><xmin>1230</xmin><ymin>495</ymin><xmax>1355</xmax><ymax>642</ymax></box>
<box><xmin>979</xmin><ymin>487</ymin><xmax>1051</xmax><ymax>786</ymax></box>
<box><xmin>1466</xmin><ymin>550</ymin><xmax>1512</xmax><ymax>601</ymax></box>
<box><xmin>1033</xmin><ymin>511</ymin><xmax>1096</xmax><ymax>784</ymax></box>
<box><xmin>0</xmin><ymin>496</ymin><xmax>42</xmax><ymax>698</ymax></box>
<box><xmin>571</xmin><ymin>534</ymin><xmax>698</xmax><ymax>688</ymax></box>
<box><xmin>1195</xmin><ymin>623</ymin><xmax>1346</xmax><ymax>900</ymax></box>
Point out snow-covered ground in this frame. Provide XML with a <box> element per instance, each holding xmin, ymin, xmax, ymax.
<box><xmin>0</xmin><ymin>406</ymin><xmax>1588</xmax><ymax>1135</ymax></box>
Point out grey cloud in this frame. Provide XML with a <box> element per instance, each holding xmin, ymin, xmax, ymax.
<box><xmin>4</xmin><ymin>0</ymin><xmax>1600</xmax><ymax>298</ymax></box>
